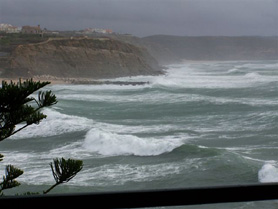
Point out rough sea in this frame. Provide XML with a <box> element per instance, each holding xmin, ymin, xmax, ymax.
<box><xmin>1</xmin><ymin>60</ymin><xmax>278</xmax><ymax>208</ymax></box>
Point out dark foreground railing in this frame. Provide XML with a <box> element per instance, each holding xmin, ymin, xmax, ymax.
<box><xmin>1</xmin><ymin>183</ymin><xmax>278</xmax><ymax>208</ymax></box>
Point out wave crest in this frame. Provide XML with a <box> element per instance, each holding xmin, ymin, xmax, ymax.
<box><xmin>82</xmin><ymin>128</ymin><xmax>184</xmax><ymax>156</ymax></box>
<box><xmin>11</xmin><ymin>109</ymin><xmax>93</xmax><ymax>139</ymax></box>
<box><xmin>258</xmin><ymin>164</ymin><xmax>278</xmax><ymax>183</ymax></box>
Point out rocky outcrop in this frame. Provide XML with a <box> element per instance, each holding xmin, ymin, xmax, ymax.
<box><xmin>3</xmin><ymin>37</ymin><xmax>163</xmax><ymax>78</ymax></box>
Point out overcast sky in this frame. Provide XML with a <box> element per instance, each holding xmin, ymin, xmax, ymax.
<box><xmin>0</xmin><ymin>0</ymin><xmax>277</xmax><ymax>37</ymax></box>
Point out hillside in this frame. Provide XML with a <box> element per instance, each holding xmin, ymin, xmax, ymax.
<box><xmin>142</xmin><ymin>35</ymin><xmax>278</xmax><ymax>64</ymax></box>
<box><xmin>1</xmin><ymin>34</ymin><xmax>277</xmax><ymax>78</ymax></box>
<box><xmin>1</xmin><ymin>37</ymin><xmax>163</xmax><ymax>78</ymax></box>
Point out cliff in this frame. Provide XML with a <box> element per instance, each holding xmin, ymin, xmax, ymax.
<box><xmin>2</xmin><ymin>37</ymin><xmax>163</xmax><ymax>78</ymax></box>
<box><xmin>2</xmin><ymin>34</ymin><xmax>277</xmax><ymax>77</ymax></box>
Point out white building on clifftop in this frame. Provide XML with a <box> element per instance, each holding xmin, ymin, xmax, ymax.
<box><xmin>82</xmin><ymin>28</ymin><xmax>113</xmax><ymax>34</ymax></box>
<box><xmin>0</xmin><ymin>23</ymin><xmax>21</xmax><ymax>33</ymax></box>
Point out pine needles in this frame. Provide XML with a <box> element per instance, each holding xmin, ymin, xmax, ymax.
<box><xmin>44</xmin><ymin>158</ymin><xmax>83</xmax><ymax>194</ymax></box>
<box><xmin>0</xmin><ymin>79</ymin><xmax>83</xmax><ymax>195</ymax></box>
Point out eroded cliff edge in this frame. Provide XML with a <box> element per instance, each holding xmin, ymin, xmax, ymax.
<box><xmin>2</xmin><ymin>37</ymin><xmax>163</xmax><ymax>78</ymax></box>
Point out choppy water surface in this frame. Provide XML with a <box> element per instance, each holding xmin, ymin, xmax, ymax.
<box><xmin>1</xmin><ymin>60</ymin><xmax>278</xmax><ymax>208</ymax></box>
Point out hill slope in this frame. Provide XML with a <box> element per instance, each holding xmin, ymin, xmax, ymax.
<box><xmin>2</xmin><ymin>37</ymin><xmax>162</xmax><ymax>78</ymax></box>
<box><xmin>142</xmin><ymin>35</ymin><xmax>278</xmax><ymax>64</ymax></box>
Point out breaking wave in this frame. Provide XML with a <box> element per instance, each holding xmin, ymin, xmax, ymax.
<box><xmin>258</xmin><ymin>164</ymin><xmax>278</xmax><ymax>183</ymax></box>
<box><xmin>244</xmin><ymin>72</ymin><xmax>262</xmax><ymax>78</ymax></box>
<box><xmin>11</xmin><ymin>109</ymin><xmax>93</xmax><ymax>139</ymax></box>
<box><xmin>82</xmin><ymin>128</ymin><xmax>184</xmax><ymax>156</ymax></box>
<box><xmin>2</xmin><ymin>60</ymin><xmax>278</xmax><ymax>193</ymax></box>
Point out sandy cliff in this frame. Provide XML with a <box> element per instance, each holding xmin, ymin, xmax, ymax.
<box><xmin>3</xmin><ymin>37</ymin><xmax>162</xmax><ymax>78</ymax></box>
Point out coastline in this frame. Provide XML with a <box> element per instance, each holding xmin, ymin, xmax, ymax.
<box><xmin>0</xmin><ymin>76</ymin><xmax>70</xmax><ymax>85</ymax></box>
<box><xmin>0</xmin><ymin>76</ymin><xmax>150</xmax><ymax>86</ymax></box>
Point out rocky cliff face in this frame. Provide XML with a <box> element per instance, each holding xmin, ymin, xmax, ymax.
<box><xmin>4</xmin><ymin>37</ymin><xmax>162</xmax><ymax>78</ymax></box>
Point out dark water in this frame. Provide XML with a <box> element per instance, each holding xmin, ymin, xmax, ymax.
<box><xmin>1</xmin><ymin>60</ymin><xmax>278</xmax><ymax>208</ymax></box>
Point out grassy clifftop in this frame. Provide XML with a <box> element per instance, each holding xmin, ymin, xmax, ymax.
<box><xmin>1</xmin><ymin>37</ymin><xmax>162</xmax><ymax>78</ymax></box>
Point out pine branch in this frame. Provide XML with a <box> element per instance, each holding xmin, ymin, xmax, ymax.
<box><xmin>0</xmin><ymin>154</ymin><xmax>3</xmax><ymax>162</ymax></box>
<box><xmin>5</xmin><ymin>124</ymin><xmax>29</xmax><ymax>139</ymax></box>
<box><xmin>43</xmin><ymin>182</ymin><xmax>60</xmax><ymax>195</ymax></box>
<box><xmin>0</xmin><ymin>165</ymin><xmax>24</xmax><ymax>195</ymax></box>
<box><xmin>38</xmin><ymin>91</ymin><xmax>57</xmax><ymax>107</ymax></box>
<box><xmin>43</xmin><ymin>158</ymin><xmax>83</xmax><ymax>194</ymax></box>
<box><xmin>0</xmin><ymin>79</ymin><xmax>57</xmax><ymax>141</ymax></box>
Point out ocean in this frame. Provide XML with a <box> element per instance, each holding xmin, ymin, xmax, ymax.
<box><xmin>1</xmin><ymin>60</ymin><xmax>278</xmax><ymax>208</ymax></box>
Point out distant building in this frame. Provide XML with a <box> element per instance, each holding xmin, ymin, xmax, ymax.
<box><xmin>94</xmin><ymin>28</ymin><xmax>106</xmax><ymax>34</ymax></box>
<box><xmin>105</xmin><ymin>29</ymin><xmax>113</xmax><ymax>34</ymax></box>
<box><xmin>82</xmin><ymin>28</ymin><xmax>113</xmax><ymax>35</ymax></box>
<box><xmin>22</xmin><ymin>25</ymin><xmax>42</xmax><ymax>34</ymax></box>
<box><xmin>0</xmin><ymin>23</ymin><xmax>21</xmax><ymax>33</ymax></box>
<box><xmin>44</xmin><ymin>30</ymin><xmax>60</xmax><ymax>35</ymax></box>
<box><xmin>0</xmin><ymin>23</ymin><xmax>12</xmax><ymax>32</ymax></box>
<box><xmin>6</xmin><ymin>26</ymin><xmax>21</xmax><ymax>33</ymax></box>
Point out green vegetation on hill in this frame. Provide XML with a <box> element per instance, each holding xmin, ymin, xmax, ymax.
<box><xmin>1</xmin><ymin>37</ymin><xmax>162</xmax><ymax>78</ymax></box>
<box><xmin>0</xmin><ymin>33</ymin><xmax>59</xmax><ymax>54</ymax></box>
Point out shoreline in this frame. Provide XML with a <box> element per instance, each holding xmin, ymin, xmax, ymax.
<box><xmin>2</xmin><ymin>59</ymin><xmax>276</xmax><ymax>86</ymax></box>
<box><xmin>0</xmin><ymin>77</ymin><xmax>70</xmax><ymax>85</ymax></box>
<box><xmin>0</xmin><ymin>76</ymin><xmax>150</xmax><ymax>86</ymax></box>
<box><xmin>181</xmin><ymin>59</ymin><xmax>278</xmax><ymax>64</ymax></box>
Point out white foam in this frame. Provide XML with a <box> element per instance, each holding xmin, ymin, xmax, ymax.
<box><xmin>82</xmin><ymin>128</ymin><xmax>184</xmax><ymax>156</ymax></box>
<box><xmin>47</xmin><ymin>141</ymin><xmax>90</xmax><ymax>159</ymax></box>
<box><xmin>3</xmin><ymin>158</ymin><xmax>199</xmax><ymax>186</ymax></box>
<box><xmin>56</xmin><ymin>88</ymin><xmax>278</xmax><ymax>107</ymax></box>
<box><xmin>244</xmin><ymin>72</ymin><xmax>262</xmax><ymax>78</ymax></box>
<box><xmin>0</xmin><ymin>153</ymin><xmax>60</xmax><ymax>185</ymax></box>
<box><xmin>49</xmin><ymin>61</ymin><xmax>278</xmax><ymax>91</ymax></box>
<box><xmin>258</xmin><ymin>164</ymin><xmax>278</xmax><ymax>183</ymax></box>
<box><xmin>227</xmin><ymin>68</ymin><xmax>241</xmax><ymax>73</ymax></box>
<box><xmin>69</xmin><ymin>162</ymin><xmax>184</xmax><ymax>186</ymax></box>
<box><xmin>67</xmin><ymin>157</ymin><xmax>204</xmax><ymax>187</ymax></box>
<box><xmin>150</xmin><ymin>66</ymin><xmax>259</xmax><ymax>89</ymax></box>
<box><xmin>238</xmin><ymin>62</ymin><xmax>278</xmax><ymax>70</ymax></box>
<box><xmin>11</xmin><ymin>109</ymin><xmax>93</xmax><ymax>139</ymax></box>
<box><xmin>52</xmin><ymin>81</ymin><xmax>150</xmax><ymax>92</ymax></box>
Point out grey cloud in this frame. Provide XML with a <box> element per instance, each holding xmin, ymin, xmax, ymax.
<box><xmin>0</xmin><ymin>0</ymin><xmax>277</xmax><ymax>37</ymax></box>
